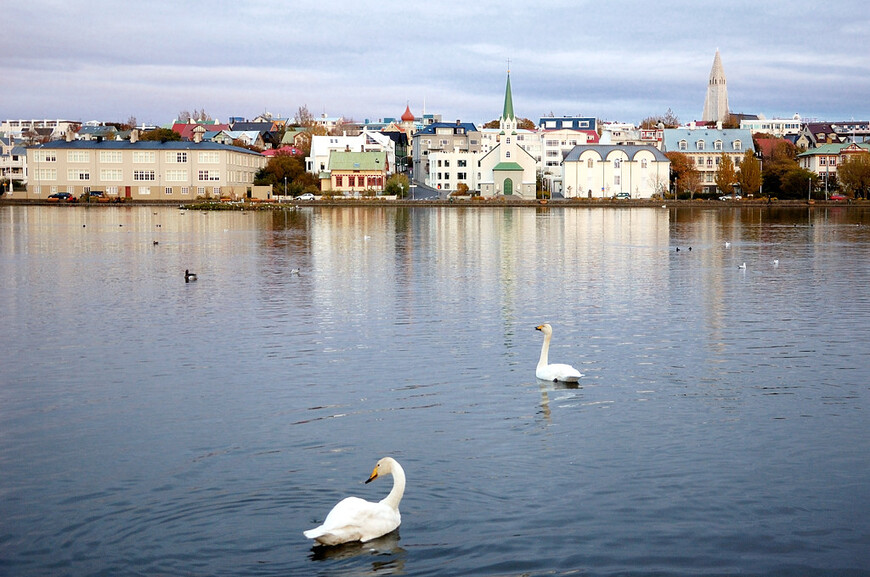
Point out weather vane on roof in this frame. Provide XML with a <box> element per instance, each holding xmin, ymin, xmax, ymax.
<box><xmin>507</xmin><ymin>58</ymin><xmax>511</xmax><ymax>74</ymax></box>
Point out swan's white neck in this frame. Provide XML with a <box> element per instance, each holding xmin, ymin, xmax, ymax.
<box><xmin>538</xmin><ymin>332</ymin><xmax>551</xmax><ymax>369</ymax></box>
<box><xmin>380</xmin><ymin>461</ymin><xmax>406</xmax><ymax>511</ymax></box>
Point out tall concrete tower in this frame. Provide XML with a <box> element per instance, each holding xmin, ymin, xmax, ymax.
<box><xmin>702</xmin><ymin>50</ymin><xmax>730</xmax><ymax>123</ymax></box>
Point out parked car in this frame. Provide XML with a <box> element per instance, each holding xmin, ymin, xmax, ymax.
<box><xmin>89</xmin><ymin>190</ymin><xmax>105</xmax><ymax>198</ymax></box>
<box><xmin>48</xmin><ymin>192</ymin><xmax>72</xmax><ymax>201</ymax></box>
<box><xmin>613</xmin><ymin>192</ymin><xmax>631</xmax><ymax>199</ymax></box>
<box><xmin>295</xmin><ymin>193</ymin><xmax>316</xmax><ymax>201</ymax></box>
<box><xmin>719</xmin><ymin>194</ymin><xmax>742</xmax><ymax>201</ymax></box>
<box><xmin>830</xmin><ymin>193</ymin><xmax>847</xmax><ymax>201</ymax></box>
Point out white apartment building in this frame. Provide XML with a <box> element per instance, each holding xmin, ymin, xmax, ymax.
<box><xmin>307</xmin><ymin>131</ymin><xmax>395</xmax><ymax>176</ymax></box>
<box><xmin>540</xmin><ymin>129</ymin><xmax>599</xmax><ymax>192</ymax></box>
<box><xmin>426</xmin><ymin>150</ymin><xmax>478</xmax><ymax>192</ymax></box>
<box><xmin>1</xmin><ymin>119</ymin><xmax>78</xmax><ymax>140</ymax></box>
<box><xmin>1</xmin><ymin>137</ymin><xmax>27</xmax><ymax>190</ymax></box>
<box><xmin>740</xmin><ymin>114</ymin><xmax>803</xmax><ymax>138</ymax></box>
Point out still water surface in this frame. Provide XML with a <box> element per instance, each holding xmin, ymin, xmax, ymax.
<box><xmin>1</xmin><ymin>204</ymin><xmax>869</xmax><ymax>576</ymax></box>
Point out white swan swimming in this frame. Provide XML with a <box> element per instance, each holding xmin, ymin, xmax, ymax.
<box><xmin>738</xmin><ymin>262</ymin><xmax>746</xmax><ymax>269</ymax></box>
<box><xmin>304</xmin><ymin>457</ymin><xmax>405</xmax><ymax>546</ymax></box>
<box><xmin>535</xmin><ymin>323</ymin><xmax>583</xmax><ymax>382</ymax></box>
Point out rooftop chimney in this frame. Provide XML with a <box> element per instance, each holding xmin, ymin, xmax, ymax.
<box><xmin>130</xmin><ymin>129</ymin><xmax>139</xmax><ymax>143</ymax></box>
<box><xmin>65</xmin><ymin>131</ymin><xmax>74</xmax><ymax>142</ymax></box>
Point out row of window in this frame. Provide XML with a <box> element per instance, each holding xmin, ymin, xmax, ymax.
<box><xmin>334</xmin><ymin>175</ymin><xmax>385</xmax><ymax>188</ymax></box>
<box><xmin>435</xmin><ymin>159</ymin><xmax>468</xmax><ymax>168</ymax></box>
<box><xmin>32</xmin><ymin>150</ymin><xmax>228</xmax><ymax>164</ymax></box>
<box><xmin>678</xmin><ymin>140</ymin><xmax>742</xmax><ymax>151</ymax></box>
<box><xmin>694</xmin><ymin>155</ymin><xmax>742</xmax><ymax>168</ymax></box>
<box><xmin>581</xmin><ymin>158</ymin><xmax>650</xmax><ymax>169</ymax></box>
<box><xmin>434</xmin><ymin>172</ymin><xmax>468</xmax><ymax>181</ymax></box>
<box><xmin>420</xmin><ymin>139</ymin><xmax>479</xmax><ymax>147</ymax></box>
<box><xmin>32</xmin><ymin>169</ymin><xmax>222</xmax><ymax>182</ymax></box>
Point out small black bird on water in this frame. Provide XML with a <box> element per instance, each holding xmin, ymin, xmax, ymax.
<box><xmin>185</xmin><ymin>269</ymin><xmax>197</xmax><ymax>283</ymax></box>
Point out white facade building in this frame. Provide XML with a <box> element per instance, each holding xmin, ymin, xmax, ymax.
<box><xmin>562</xmin><ymin>145</ymin><xmax>670</xmax><ymax>199</ymax></box>
<box><xmin>1</xmin><ymin>119</ymin><xmax>78</xmax><ymax>140</ymax></box>
<box><xmin>426</xmin><ymin>150</ymin><xmax>479</xmax><ymax>192</ymax></box>
<box><xmin>740</xmin><ymin>114</ymin><xmax>803</xmax><ymax>138</ymax></box>
<box><xmin>307</xmin><ymin>131</ymin><xmax>395</xmax><ymax>176</ymax></box>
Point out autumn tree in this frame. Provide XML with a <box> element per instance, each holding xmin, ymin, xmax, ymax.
<box><xmin>384</xmin><ymin>173</ymin><xmax>410</xmax><ymax>197</ymax></box>
<box><xmin>177</xmin><ymin>109</ymin><xmax>212</xmax><ymax>123</ymax></box>
<box><xmin>762</xmin><ymin>140</ymin><xmax>800</xmax><ymax>196</ymax></box>
<box><xmin>482</xmin><ymin>117</ymin><xmax>536</xmax><ymax>129</ymax></box>
<box><xmin>254</xmin><ymin>152</ymin><xmax>318</xmax><ymax>196</ymax></box>
<box><xmin>640</xmin><ymin>108</ymin><xmax>680</xmax><ymax>129</ymax></box>
<box><xmin>722</xmin><ymin>114</ymin><xmax>741</xmax><ymax>129</ymax></box>
<box><xmin>294</xmin><ymin>125</ymin><xmax>328</xmax><ymax>158</ymax></box>
<box><xmin>139</xmin><ymin>127</ymin><xmax>182</xmax><ymax>141</ymax></box>
<box><xmin>665</xmin><ymin>151</ymin><xmax>700</xmax><ymax>198</ymax></box>
<box><xmin>838</xmin><ymin>153</ymin><xmax>870</xmax><ymax>199</ymax></box>
<box><xmin>737</xmin><ymin>150</ymin><xmax>762</xmax><ymax>197</ymax></box>
<box><xmin>779</xmin><ymin>168</ymin><xmax>819</xmax><ymax>199</ymax></box>
<box><xmin>294</xmin><ymin>105</ymin><xmax>314</xmax><ymax>127</ymax></box>
<box><xmin>715</xmin><ymin>154</ymin><xmax>738</xmax><ymax>197</ymax></box>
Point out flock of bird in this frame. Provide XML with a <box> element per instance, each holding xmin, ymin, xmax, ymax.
<box><xmin>303</xmin><ymin>322</ymin><xmax>582</xmax><ymax>547</ymax></box>
<box><xmin>671</xmin><ymin>240</ymin><xmax>781</xmax><ymax>271</ymax></box>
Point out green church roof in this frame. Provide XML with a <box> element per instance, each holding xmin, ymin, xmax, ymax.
<box><xmin>493</xmin><ymin>161</ymin><xmax>524</xmax><ymax>171</ymax></box>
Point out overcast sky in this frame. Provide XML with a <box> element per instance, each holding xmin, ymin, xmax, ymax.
<box><xmin>3</xmin><ymin>0</ymin><xmax>868</xmax><ymax>128</ymax></box>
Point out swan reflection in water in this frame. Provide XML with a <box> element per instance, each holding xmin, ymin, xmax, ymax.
<box><xmin>537</xmin><ymin>379</ymin><xmax>582</xmax><ymax>424</ymax></box>
<box><xmin>309</xmin><ymin>530</ymin><xmax>406</xmax><ymax>568</ymax></box>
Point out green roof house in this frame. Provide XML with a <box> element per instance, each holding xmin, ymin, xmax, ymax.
<box><xmin>322</xmin><ymin>151</ymin><xmax>389</xmax><ymax>195</ymax></box>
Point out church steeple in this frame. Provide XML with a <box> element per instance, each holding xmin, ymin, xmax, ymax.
<box><xmin>500</xmin><ymin>70</ymin><xmax>517</xmax><ymax>132</ymax></box>
<box><xmin>702</xmin><ymin>49</ymin><xmax>729</xmax><ymax>123</ymax></box>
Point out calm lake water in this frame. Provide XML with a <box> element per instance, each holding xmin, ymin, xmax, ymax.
<box><xmin>1</xmin><ymin>203</ymin><xmax>869</xmax><ymax>576</ymax></box>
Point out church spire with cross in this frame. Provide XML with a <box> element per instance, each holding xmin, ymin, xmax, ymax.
<box><xmin>702</xmin><ymin>49</ymin><xmax>730</xmax><ymax>123</ymax></box>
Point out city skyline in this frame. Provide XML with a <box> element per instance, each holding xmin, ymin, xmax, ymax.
<box><xmin>3</xmin><ymin>0</ymin><xmax>869</xmax><ymax>127</ymax></box>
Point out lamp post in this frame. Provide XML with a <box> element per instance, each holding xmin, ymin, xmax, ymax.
<box><xmin>755</xmin><ymin>151</ymin><xmax>763</xmax><ymax>199</ymax></box>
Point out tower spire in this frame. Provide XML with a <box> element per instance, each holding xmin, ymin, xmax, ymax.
<box><xmin>702</xmin><ymin>49</ymin><xmax>729</xmax><ymax>123</ymax></box>
<box><xmin>502</xmin><ymin>70</ymin><xmax>515</xmax><ymax>122</ymax></box>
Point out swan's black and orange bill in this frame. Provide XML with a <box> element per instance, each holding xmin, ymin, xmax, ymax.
<box><xmin>365</xmin><ymin>467</ymin><xmax>379</xmax><ymax>484</ymax></box>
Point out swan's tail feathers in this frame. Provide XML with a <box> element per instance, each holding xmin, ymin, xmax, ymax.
<box><xmin>304</xmin><ymin>526</ymin><xmax>327</xmax><ymax>540</ymax></box>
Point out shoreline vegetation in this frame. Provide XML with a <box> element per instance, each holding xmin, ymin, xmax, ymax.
<box><xmin>1</xmin><ymin>197</ymin><xmax>865</xmax><ymax>210</ymax></box>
